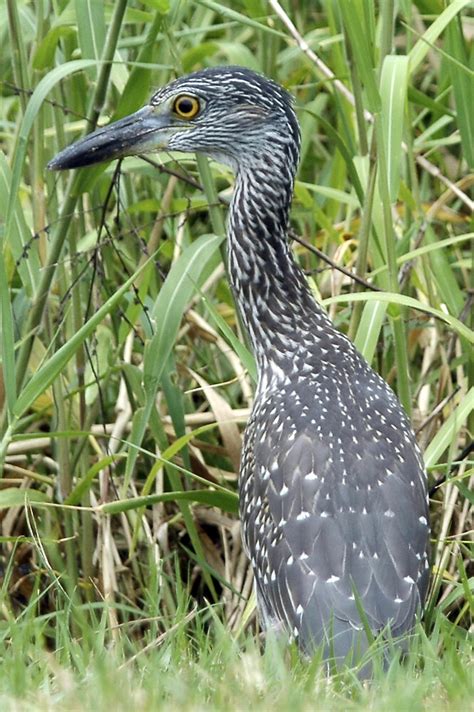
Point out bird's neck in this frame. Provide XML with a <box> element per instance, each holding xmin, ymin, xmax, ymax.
<box><xmin>227</xmin><ymin>159</ymin><xmax>333</xmax><ymax>371</ymax></box>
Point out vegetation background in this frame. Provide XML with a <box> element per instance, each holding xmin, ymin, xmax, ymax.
<box><xmin>0</xmin><ymin>0</ymin><xmax>472</xmax><ymax>709</ymax></box>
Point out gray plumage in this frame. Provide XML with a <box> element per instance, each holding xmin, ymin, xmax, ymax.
<box><xmin>49</xmin><ymin>66</ymin><xmax>430</xmax><ymax>667</ymax></box>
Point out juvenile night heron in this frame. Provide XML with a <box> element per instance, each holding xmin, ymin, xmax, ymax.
<box><xmin>49</xmin><ymin>66</ymin><xmax>430</xmax><ymax>667</ymax></box>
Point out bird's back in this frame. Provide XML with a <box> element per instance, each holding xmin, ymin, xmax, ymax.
<box><xmin>240</xmin><ymin>338</ymin><xmax>430</xmax><ymax>665</ymax></box>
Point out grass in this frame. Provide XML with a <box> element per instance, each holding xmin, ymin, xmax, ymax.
<box><xmin>0</xmin><ymin>0</ymin><xmax>473</xmax><ymax>708</ymax></box>
<box><xmin>0</xmin><ymin>594</ymin><xmax>472</xmax><ymax>711</ymax></box>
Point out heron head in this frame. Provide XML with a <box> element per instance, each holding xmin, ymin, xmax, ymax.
<box><xmin>48</xmin><ymin>66</ymin><xmax>300</xmax><ymax>173</ymax></box>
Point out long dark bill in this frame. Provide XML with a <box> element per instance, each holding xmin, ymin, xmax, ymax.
<box><xmin>48</xmin><ymin>106</ymin><xmax>165</xmax><ymax>171</ymax></box>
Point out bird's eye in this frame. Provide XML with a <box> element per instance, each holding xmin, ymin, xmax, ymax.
<box><xmin>173</xmin><ymin>95</ymin><xmax>201</xmax><ymax>119</ymax></box>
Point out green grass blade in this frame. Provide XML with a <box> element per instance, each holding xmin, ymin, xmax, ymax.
<box><xmin>65</xmin><ymin>455</ymin><xmax>120</xmax><ymax>505</ymax></box>
<box><xmin>323</xmin><ymin>291</ymin><xmax>474</xmax><ymax>344</ymax></box>
<box><xmin>408</xmin><ymin>0</ymin><xmax>470</xmax><ymax>74</ymax></box>
<box><xmin>340</xmin><ymin>0</ymin><xmax>382</xmax><ymax>113</ymax></box>
<box><xmin>424</xmin><ymin>387</ymin><xmax>474</xmax><ymax>468</ymax></box>
<box><xmin>0</xmin><ymin>239</ymin><xmax>16</xmax><ymax>418</ymax></box>
<box><xmin>0</xmin><ymin>487</ymin><xmax>49</xmax><ymax>509</ymax></box>
<box><xmin>75</xmin><ymin>0</ymin><xmax>107</xmax><ymax>80</ymax></box>
<box><xmin>380</xmin><ymin>55</ymin><xmax>409</xmax><ymax>201</ymax></box>
<box><xmin>353</xmin><ymin>301</ymin><xmax>388</xmax><ymax>363</ymax></box>
<box><xmin>101</xmin><ymin>489</ymin><xmax>239</xmax><ymax>516</ymax></box>
<box><xmin>445</xmin><ymin>17</ymin><xmax>474</xmax><ymax>169</ymax></box>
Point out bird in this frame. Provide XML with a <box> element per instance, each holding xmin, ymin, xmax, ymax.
<box><xmin>49</xmin><ymin>66</ymin><xmax>430</xmax><ymax>669</ymax></box>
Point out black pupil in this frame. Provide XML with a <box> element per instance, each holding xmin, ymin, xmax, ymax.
<box><xmin>178</xmin><ymin>98</ymin><xmax>195</xmax><ymax>115</ymax></box>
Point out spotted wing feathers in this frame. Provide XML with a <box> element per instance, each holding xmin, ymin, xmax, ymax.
<box><xmin>241</xmin><ymin>388</ymin><xmax>430</xmax><ymax>660</ymax></box>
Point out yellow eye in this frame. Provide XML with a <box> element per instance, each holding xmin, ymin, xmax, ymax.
<box><xmin>173</xmin><ymin>94</ymin><xmax>201</xmax><ymax>119</ymax></box>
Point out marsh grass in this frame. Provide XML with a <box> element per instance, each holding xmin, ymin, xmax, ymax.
<box><xmin>0</xmin><ymin>0</ymin><xmax>472</xmax><ymax>707</ymax></box>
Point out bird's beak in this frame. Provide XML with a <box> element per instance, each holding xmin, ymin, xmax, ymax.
<box><xmin>48</xmin><ymin>105</ymin><xmax>172</xmax><ymax>170</ymax></box>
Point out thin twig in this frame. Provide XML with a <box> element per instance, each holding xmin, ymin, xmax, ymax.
<box><xmin>415</xmin><ymin>387</ymin><xmax>460</xmax><ymax>435</ymax></box>
<box><xmin>289</xmin><ymin>230</ymin><xmax>381</xmax><ymax>292</ymax></box>
<box><xmin>429</xmin><ymin>440</ymin><xmax>474</xmax><ymax>497</ymax></box>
